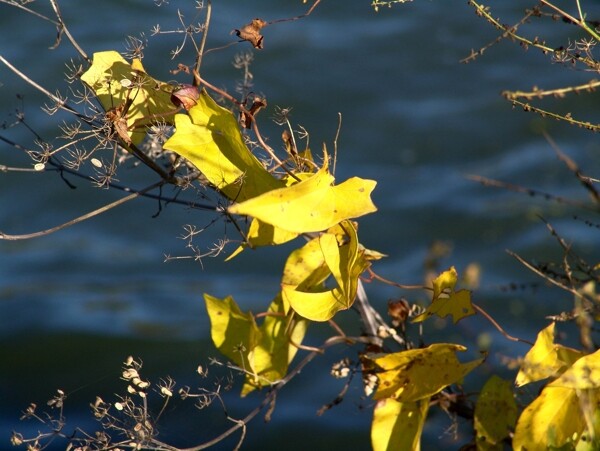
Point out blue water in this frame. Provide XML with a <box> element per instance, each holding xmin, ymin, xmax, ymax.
<box><xmin>2</xmin><ymin>1</ymin><xmax>599</xmax><ymax>449</ymax></box>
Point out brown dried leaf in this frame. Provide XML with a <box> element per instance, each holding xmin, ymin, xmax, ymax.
<box><xmin>233</xmin><ymin>18</ymin><xmax>268</xmax><ymax>49</ymax></box>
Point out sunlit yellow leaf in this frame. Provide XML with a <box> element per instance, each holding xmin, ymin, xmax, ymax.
<box><xmin>371</xmin><ymin>397</ymin><xmax>429</xmax><ymax>451</ymax></box>
<box><xmin>164</xmin><ymin>90</ymin><xmax>283</xmax><ymax>202</ymax></box>
<box><xmin>412</xmin><ymin>267</ymin><xmax>475</xmax><ymax>324</ymax></box>
<box><xmin>204</xmin><ymin>293</ymin><xmax>308</xmax><ymax>397</ymax></box>
<box><xmin>281</xmin><ymin>235</ymin><xmax>331</xmax><ymax>289</ymax></box>
<box><xmin>412</xmin><ymin>289</ymin><xmax>475</xmax><ymax>324</ymax></box>
<box><xmin>228</xmin><ymin>157</ymin><xmax>377</xmax><ymax>234</ymax></box>
<box><xmin>204</xmin><ymin>294</ymin><xmax>260</xmax><ymax>375</ymax></box>
<box><xmin>80</xmin><ymin>51</ymin><xmax>175</xmax><ymax>145</ymax></box>
<box><xmin>281</xmin><ymin>222</ymin><xmax>369</xmax><ymax>321</ymax></box>
<box><xmin>226</xmin><ymin>218</ymin><xmax>299</xmax><ymax>261</ymax></box>
<box><xmin>549</xmin><ymin>348</ymin><xmax>600</xmax><ymax>390</ymax></box>
<box><xmin>474</xmin><ymin>375</ymin><xmax>517</xmax><ymax>449</ymax></box>
<box><xmin>241</xmin><ymin>294</ymin><xmax>309</xmax><ymax>396</ymax></box>
<box><xmin>515</xmin><ymin>322</ymin><xmax>583</xmax><ymax>387</ymax></box>
<box><xmin>367</xmin><ymin>343</ymin><xmax>483</xmax><ymax>402</ymax></box>
<box><xmin>513</xmin><ymin>386</ymin><xmax>589</xmax><ymax>450</ymax></box>
<box><xmin>433</xmin><ymin>266</ymin><xmax>458</xmax><ymax>299</ymax></box>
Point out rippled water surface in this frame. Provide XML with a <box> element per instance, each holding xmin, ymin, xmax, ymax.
<box><xmin>2</xmin><ymin>1</ymin><xmax>600</xmax><ymax>449</ymax></box>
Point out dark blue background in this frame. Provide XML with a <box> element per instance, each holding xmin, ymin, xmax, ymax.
<box><xmin>2</xmin><ymin>1</ymin><xmax>600</xmax><ymax>449</ymax></box>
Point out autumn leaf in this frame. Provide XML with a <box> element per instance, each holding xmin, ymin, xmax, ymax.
<box><xmin>228</xmin><ymin>157</ymin><xmax>377</xmax><ymax>234</ymax></box>
<box><xmin>233</xmin><ymin>18</ymin><xmax>267</xmax><ymax>49</ymax></box>
<box><xmin>515</xmin><ymin>322</ymin><xmax>583</xmax><ymax>387</ymax></box>
<box><xmin>512</xmin><ymin>386</ymin><xmax>592</xmax><ymax>450</ymax></box>
<box><xmin>241</xmin><ymin>294</ymin><xmax>309</xmax><ymax>396</ymax></box>
<box><xmin>164</xmin><ymin>89</ymin><xmax>283</xmax><ymax>202</ymax></box>
<box><xmin>204</xmin><ymin>293</ymin><xmax>308</xmax><ymax>396</ymax></box>
<box><xmin>412</xmin><ymin>267</ymin><xmax>475</xmax><ymax>324</ymax></box>
<box><xmin>80</xmin><ymin>50</ymin><xmax>175</xmax><ymax>145</ymax></box>
<box><xmin>366</xmin><ymin>343</ymin><xmax>483</xmax><ymax>402</ymax></box>
<box><xmin>204</xmin><ymin>294</ymin><xmax>260</xmax><ymax>377</ymax></box>
<box><xmin>226</xmin><ymin>218</ymin><xmax>299</xmax><ymax>261</ymax></box>
<box><xmin>280</xmin><ymin>221</ymin><xmax>370</xmax><ymax>321</ymax></box>
<box><xmin>474</xmin><ymin>375</ymin><xmax>517</xmax><ymax>449</ymax></box>
<box><xmin>371</xmin><ymin>397</ymin><xmax>430</xmax><ymax>451</ymax></box>
<box><xmin>548</xmin><ymin>348</ymin><xmax>600</xmax><ymax>390</ymax></box>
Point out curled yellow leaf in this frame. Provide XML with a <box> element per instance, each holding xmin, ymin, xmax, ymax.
<box><xmin>281</xmin><ymin>221</ymin><xmax>369</xmax><ymax>321</ymax></box>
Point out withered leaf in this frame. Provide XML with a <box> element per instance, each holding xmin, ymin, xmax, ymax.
<box><xmin>171</xmin><ymin>84</ymin><xmax>200</xmax><ymax>110</ymax></box>
<box><xmin>240</xmin><ymin>96</ymin><xmax>267</xmax><ymax>129</ymax></box>
<box><xmin>233</xmin><ymin>18</ymin><xmax>267</xmax><ymax>49</ymax></box>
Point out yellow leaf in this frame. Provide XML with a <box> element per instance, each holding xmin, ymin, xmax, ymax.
<box><xmin>513</xmin><ymin>386</ymin><xmax>590</xmax><ymax>450</ymax></box>
<box><xmin>549</xmin><ymin>348</ymin><xmax>600</xmax><ymax>390</ymax></box>
<box><xmin>80</xmin><ymin>51</ymin><xmax>175</xmax><ymax>145</ymax></box>
<box><xmin>204</xmin><ymin>294</ymin><xmax>260</xmax><ymax>375</ymax></box>
<box><xmin>474</xmin><ymin>375</ymin><xmax>517</xmax><ymax>449</ymax></box>
<box><xmin>412</xmin><ymin>267</ymin><xmax>475</xmax><ymax>324</ymax></box>
<box><xmin>228</xmin><ymin>157</ymin><xmax>377</xmax><ymax>234</ymax></box>
<box><xmin>371</xmin><ymin>397</ymin><xmax>429</xmax><ymax>451</ymax></box>
<box><xmin>433</xmin><ymin>266</ymin><xmax>458</xmax><ymax>299</ymax></box>
<box><xmin>412</xmin><ymin>289</ymin><xmax>475</xmax><ymax>324</ymax></box>
<box><xmin>515</xmin><ymin>322</ymin><xmax>583</xmax><ymax>387</ymax></box>
<box><xmin>204</xmin><ymin>293</ymin><xmax>308</xmax><ymax>397</ymax></box>
<box><xmin>164</xmin><ymin>90</ymin><xmax>283</xmax><ymax>202</ymax></box>
<box><xmin>226</xmin><ymin>218</ymin><xmax>299</xmax><ymax>261</ymax></box>
<box><xmin>241</xmin><ymin>294</ymin><xmax>309</xmax><ymax>396</ymax></box>
<box><xmin>281</xmin><ymin>222</ymin><xmax>369</xmax><ymax>321</ymax></box>
<box><xmin>367</xmin><ymin>343</ymin><xmax>483</xmax><ymax>402</ymax></box>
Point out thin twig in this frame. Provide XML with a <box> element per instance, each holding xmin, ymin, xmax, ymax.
<box><xmin>178</xmin><ymin>334</ymin><xmax>372</xmax><ymax>451</ymax></box>
<box><xmin>0</xmin><ymin>55</ymin><xmax>93</xmax><ymax>125</ymax></box>
<box><xmin>193</xmin><ymin>0</ymin><xmax>211</xmax><ymax>81</ymax></box>
<box><xmin>507</xmin><ymin>249</ymin><xmax>590</xmax><ymax>303</ymax></box>
<box><xmin>49</xmin><ymin>0</ymin><xmax>89</xmax><ymax>61</ymax></box>
<box><xmin>467</xmin><ymin>174</ymin><xmax>598</xmax><ymax>211</ymax></box>
<box><xmin>365</xmin><ymin>267</ymin><xmax>427</xmax><ymax>290</ymax></box>
<box><xmin>267</xmin><ymin>0</ymin><xmax>321</xmax><ymax>25</ymax></box>
<box><xmin>542</xmin><ymin>132</ymin><xmax>600</xmax><ymax>204</ymax></box>
<box><xmin>0</xmin><ymin>181</ymin><xmax>165</xmax><ymax>240</ymax></box>
<box><xmin>472</xmin><ymin>303</ymin><xmax>533</xmax><ymax>345</ymax></box>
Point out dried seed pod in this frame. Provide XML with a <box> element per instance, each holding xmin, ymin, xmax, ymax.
<box><xmin>171</xmin><ymin>84</ymin><xmax>200</xmax><ymax>110</ymax></box>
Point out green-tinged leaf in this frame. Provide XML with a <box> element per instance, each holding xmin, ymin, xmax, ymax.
<box><xmin>80</xmin><ymin>50</ymin><xmax>175</xmax><ymax>145</ymax></box>
<box><xmin>241</xmin><ymin>294</ymin><xmax>309</xmax><ymax>396</ymax></box>
<box><xmin>371</xmin><ymin>397</ymin><xmax>429</xmax><ymax>451</ymax></box>
<box><xmin>204</xmin><ymin>293</ymin><xmax>308</xmax><ymax>397</ymax></box>
<box><xmin>516</xmin><ymin>322</ymin><xmax>583</xmax><ymax>387</ymax></box>
<box><xmin>513</xmin><ymin>386</ymin><xmax>590</xmax><ymax>451</ymax></box>
<box><xmin>281</xmin><ymin>221</ymin><xmax>370</xmax><ymax>321</ymax></box>
<box><xmin>204</xmin><ymin>294</ymin><xmax>260</xmax><ymax>374</ymax></box>
<box><xmin>367</xmin><ymin>343</ymin><xmax>483</xmax><ymax>402</ymax></box>
<box><xmin>412</xmin><ymin>267</ymin><xmax>475</xmax><ymax>324</ymax></box>
<box><xmin>228</xmin><ymin>157</ymin><xmax>377</xmax><ymax>234</ymax></box>
<box><xmin>474</xmin><ymin>375</ymin><xmax>517</xmax><ymax>450</ymax></box>
<box><xmin>164</xmin><ymin>90</ymin><xmax>283</xmax><ymax>201</ymax></box>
